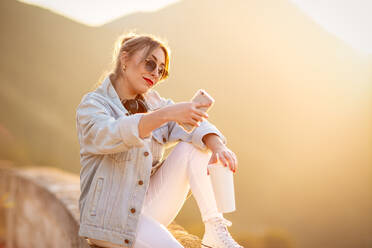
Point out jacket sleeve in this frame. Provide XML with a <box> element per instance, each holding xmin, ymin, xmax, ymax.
<box><xmin>161</xmin><ymin>97</ymin><xmax>227</xmax><ymax>151</ymax></box>
<box><xmin>76</xmin><ymin>94</ymin><xmax>149</xmax><ymax>155</ymax></box>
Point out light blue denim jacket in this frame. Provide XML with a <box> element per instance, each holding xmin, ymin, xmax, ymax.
<box><xmin>76</xmin><ymin>76</ymin><xmax>226</xmax><ymax>247</ymax></box>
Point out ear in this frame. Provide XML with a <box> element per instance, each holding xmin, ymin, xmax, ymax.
<box><xmin>119</xmin><ymin>51</ymin><xmax>128</xmax><ymax>66</ymax></box>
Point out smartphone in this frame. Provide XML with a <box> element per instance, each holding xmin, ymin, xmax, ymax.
<box><xmin>181</xmin><ymin>89</ymin><xmax>215</xmax><ymax>132</ymax></box>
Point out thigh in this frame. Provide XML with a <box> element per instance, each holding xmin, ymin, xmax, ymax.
<box><xmin>142</xmin><ymin>142</ymin><xmax>195</xmax><ymax>226</ymax></box>
<box><xmin>134</xmin><ymin>213</ymin><xmax>184</xmax><ymax>248</ymax></box>
<box><xmin>88</xmin><ymin>214</ymin><xmax>183</xmax><ymax>248</ymax></box>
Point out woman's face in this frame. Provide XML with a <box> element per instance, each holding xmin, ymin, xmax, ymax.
<box><xmin>123</xmin><ymin>46</ymin><xmax>166</xmax><ymax>95</ymax></box>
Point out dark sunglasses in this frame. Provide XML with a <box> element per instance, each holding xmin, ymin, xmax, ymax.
<box><xmin>144</xmin><ymin>58</ymin><xmax>168</xmax><ymax>79</ymax></box>
<box><xmin>121</xmin><ymin>94</ymin><xmax>148</xmax><ymax>115</ymax></box>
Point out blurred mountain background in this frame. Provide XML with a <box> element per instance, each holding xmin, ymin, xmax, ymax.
<box><xmin>0</xmin><ymin>0</ymin><xmax>371</xmax><ymax>247</ymax></box>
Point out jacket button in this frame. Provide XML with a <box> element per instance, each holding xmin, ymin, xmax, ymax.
<box><xmin>162</xmin><ymin>137</ymin><xmax>166</xmax><ymax>143</ymax></box>
<box><xmin>144</xmin><ymin>151</ymin><xmax>149</xmax><ymax>156</ymax></box>
<box><xmin>124</xmin><ymin>239</ymin><xmax>130</xmax><ymax>244</ymax></box>
<box><xmin>138</xmin><ymin>180</ymin><xmax>143</xmax><ymax>185</ymax></box>
<box><xmin>130</xmin><ymin>208</ymin><xmax>136</xmax><ymax>213</ymax></box>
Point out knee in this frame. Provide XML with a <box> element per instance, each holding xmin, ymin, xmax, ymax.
<box><xmin>176</xmin><ymin>141</ymin><xmax>209</xmax><ymax>155</ymax></box>
<box><xmin>175</xmin><ymin>141</ymin><xmax>194</xmax><ymax>150</ymax></box>
<box><xmin>175</xmin><ymin>141</ymin><xmax>211</xmax><ymax>162</ymax></box>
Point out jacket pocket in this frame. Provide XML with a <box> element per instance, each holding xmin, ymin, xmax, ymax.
<box><xmin>89</xmin><ymin>177</ymin><xmax>104</xmax><ymax>216</ymax></box>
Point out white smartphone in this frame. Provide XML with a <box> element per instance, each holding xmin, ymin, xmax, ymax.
<box><xmin>181</xmin><ymin>89</ymin><xmax>215</xmax><ymax>132</ymax></box>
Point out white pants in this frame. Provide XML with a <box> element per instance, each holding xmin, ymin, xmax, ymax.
<box><xmin>88</xmin><ymin>141</ymin><xmax>223</xmax><ymax>248</ymax></box>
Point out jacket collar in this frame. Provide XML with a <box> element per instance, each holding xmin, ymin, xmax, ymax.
<box><xmin>95</xmin><ymin>75</ymin><xmax>126</xmax><ymax>111</ymax></box>
<box><xmin>95</xmin><ymin>75</ymin><xmax>159</xmax><ymax>112</ymax></box>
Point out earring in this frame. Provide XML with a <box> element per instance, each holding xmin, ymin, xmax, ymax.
<box><xmin>122</xmin><ymin>65</ymin><xmax>127</xmax><ymax>71</ymax></box>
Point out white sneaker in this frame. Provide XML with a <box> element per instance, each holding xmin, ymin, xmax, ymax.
<box><xmin>201</xmin><ymin>216</ymin><xmax>243</xmax><ymax>248</ymax></box>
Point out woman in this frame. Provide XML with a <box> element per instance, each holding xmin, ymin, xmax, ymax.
<box><xmin>76</xmin><ymin>33</ymin><xmax>243</xmax><ymax>248</ymax></box>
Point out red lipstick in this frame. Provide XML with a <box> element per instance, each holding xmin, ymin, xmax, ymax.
<box><xmin>143</xmin><ymin>77</ymin><xmax>154</xmax><ymax>86</ymax></box>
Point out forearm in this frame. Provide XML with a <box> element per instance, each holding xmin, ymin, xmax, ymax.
<box><xmin>138</xmin><ymin>107</ymin><xmax>171</xmax><ymax>139</ymax></box>
<box><xmin>202</xmin><ymin>133</ymin><xmax>224</xmax><ymax>151</ymax></box>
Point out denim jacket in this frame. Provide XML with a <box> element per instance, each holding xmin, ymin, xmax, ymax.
<box><xmin>76</xmin><ymin>75</ymin><xmax>226</xmax><ymax>247</ymax></box>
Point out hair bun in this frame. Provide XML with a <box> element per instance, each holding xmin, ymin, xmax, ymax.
<box><xmin>121</xmin><ymin>36</ymin><xmax>136</xmax><ymax>46</ymax></box>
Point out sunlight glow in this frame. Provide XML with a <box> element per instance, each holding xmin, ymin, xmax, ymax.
<box><xmin>290</xmin><ymin>0</ymin><xmax>372</xmax><ymax>54</ymax></box>
<box><xmin>17</xmin><ymin>0</ymin><xmax>181</xmax><ymax>27</ymax></box>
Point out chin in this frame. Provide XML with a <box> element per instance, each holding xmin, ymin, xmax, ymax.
<box><xmin>136</xmin><ymin>86</ymin><xmax>149</xmax><ymax>95</ymax></box>
<box><xmin>138</xmin><ymin>82</ymin><xmax>152</xmax><ymax>93</ymax></box>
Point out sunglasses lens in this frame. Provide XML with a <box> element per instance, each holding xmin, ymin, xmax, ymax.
<box><xmin>145</xmin><ymin>59</ymin><xmax>166</xmax><ymax>79</ymax></box>
<box><xmin>145</xmin><ymin>59</ymin><xmax>156</xmax><ymax>73</ymax></box>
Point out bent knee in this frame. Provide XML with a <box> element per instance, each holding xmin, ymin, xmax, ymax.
<box><xmin>175</xmin><ymin>141</ymin><xmax>211</xmax><ymax>159</ymax></box>
<box><xmin>175</xmin><ymin>141</ymin><xmax>205</xmax><ymax>153</ymax></box>
<box><xmin>175</xmin><ymin>141</ymin><xmax>194</xmax><ymax>151</ymax></box>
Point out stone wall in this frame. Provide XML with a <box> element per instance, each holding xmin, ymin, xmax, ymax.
<box><xmin>0</xmin><ymin>160</ymin><xmax>200</xmax><ymax>248</ymax></box>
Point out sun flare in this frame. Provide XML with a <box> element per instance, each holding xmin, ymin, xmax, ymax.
<box><xmin>290</xmin><ymin>0</ymin><xmax>372</xmax><ymax>54</ymax></box>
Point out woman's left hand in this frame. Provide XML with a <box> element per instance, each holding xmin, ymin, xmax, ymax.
<box><xmin>208</xmin><ymin>144</ymin><xmax>238</xmax><ymax>175</ymax></box>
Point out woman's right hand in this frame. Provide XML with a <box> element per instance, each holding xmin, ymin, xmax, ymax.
<box><xmin>163</xmin><ymin>102</ymin><xmax>211</xmax><ymax>127</ymax></box>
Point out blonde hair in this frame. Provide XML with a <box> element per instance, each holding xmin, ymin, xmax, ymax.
<box><xmin>95</xmin><ymin>31</ymin><xmax>171</xmax><ymax>89</ymax></box>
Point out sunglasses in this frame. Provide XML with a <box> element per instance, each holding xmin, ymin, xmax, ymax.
<box><xmin>121</xmin><ymin>94</ymin><xmax>148</xmax><ymax>115</ymax></box>
<box><xmin>143</xmin><ymin>58</ymin><xmax>168</xmax><ymax>79</ymax></box>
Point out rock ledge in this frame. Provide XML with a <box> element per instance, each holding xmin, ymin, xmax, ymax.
<box><xmin>0</xmin><ymin>160</ymin><xmax>200</xmax><ymax>248</ymax></box>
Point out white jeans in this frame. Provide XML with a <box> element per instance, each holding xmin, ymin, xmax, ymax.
<box><xmin>88</xmin><ymin>141</ymin><xmax>223</xmax><ymax>248</ymax></box>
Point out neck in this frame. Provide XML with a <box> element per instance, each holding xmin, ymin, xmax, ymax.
<box><xmin>111</xmin><ymin>74</ymin><xmax>137</xmax><ymax>100</ymax></box>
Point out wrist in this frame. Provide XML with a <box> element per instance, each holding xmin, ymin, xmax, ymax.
<box><xmin>203</xmin><ymin>133</ymin><xmax>224</xmax><ymax>151</ymax></box>
<box><xmin>210</xmin><ymin>142</ymin><xmax>225</xmax><ymax>152</ymax></box>
<box><xmin>157</xmin><ymin>106</ymin><xmax>172</xmax><ymax>123</ymax></box>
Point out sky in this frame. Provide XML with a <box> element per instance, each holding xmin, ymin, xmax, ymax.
<box><xmin>17</xmin><ymin>0</ymin><xmax>372</xmax><ymax>53</ymax></box>
<box><xmin>290</xmin><ymin>0</ymin><xmax>372</xmax><ymax>54</ymax></box>
<box><xmin>17</xmin><ymin>0</ymin><xmax>181</xmax><ymax>26</ymax></box>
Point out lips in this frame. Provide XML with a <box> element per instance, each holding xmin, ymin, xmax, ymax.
<box><xmin>143</xmin><ymin>77</ymin><xmax>154</xmax><ymax>86</ymax></box>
